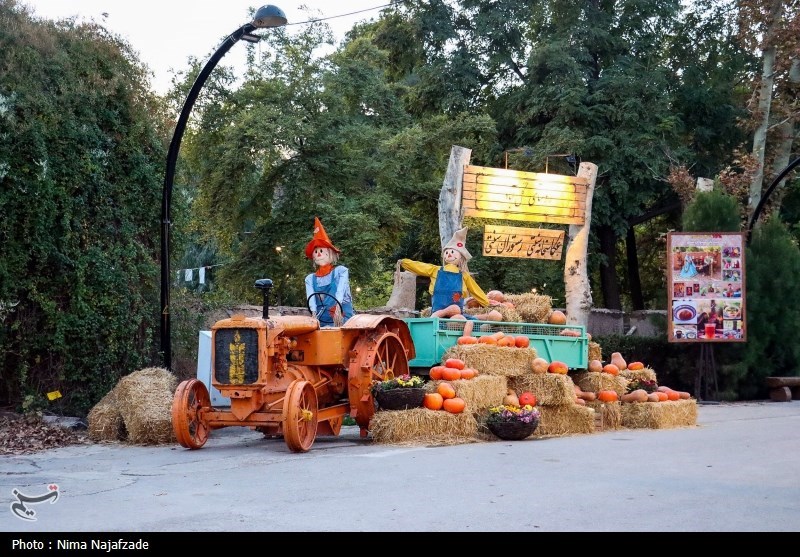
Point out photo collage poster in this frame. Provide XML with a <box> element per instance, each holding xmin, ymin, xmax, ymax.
<box><xmin>667</xmin><ymin>232</ymin><xmax>746</xmax><ymax>343</ymax></box>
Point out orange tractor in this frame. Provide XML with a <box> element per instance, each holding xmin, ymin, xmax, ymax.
<box><xmin>171</xmin><ymin>279</ymin><xmax>415</xmax><ymax>453</ymax></box>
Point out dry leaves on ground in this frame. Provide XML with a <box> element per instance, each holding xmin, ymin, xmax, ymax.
<box><xmin>0</xmin><ymin>413</ymin><xmax>91</xmax><ymax>455</ymax></box>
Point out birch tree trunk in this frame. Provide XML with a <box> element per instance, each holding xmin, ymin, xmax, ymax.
<box><xmin>564</xmin><ymin>162</ymin><xmax>598</xmax><ymax>328</ymax></box>
<box><xmin>438</xmin><ymin>145</ymin><xmax>471</xmax><ymax>249</ymax></box>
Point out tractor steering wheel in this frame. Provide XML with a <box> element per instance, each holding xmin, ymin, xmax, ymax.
<box><xmin>307</xmin><ymin>292</ymin><xmax>345</xmax><ymax>325</ymax></box>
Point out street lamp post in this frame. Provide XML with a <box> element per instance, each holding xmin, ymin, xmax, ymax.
<box><xmin>160</xmin><ymin>5</ymin><xmax>287</xmax><ymax>369</ymax></box>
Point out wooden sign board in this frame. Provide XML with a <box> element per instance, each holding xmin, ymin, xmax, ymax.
<box><xmin>482</xmin><ymin>225</ymin><xmax>565</xmax><ymax>260</ymax></box>
<box><xmin>667</xmin><ymin>232</ymin><xmax>746</xmax><ymax>343</ymax></box>
<box><xmin>462</xmin><ymin>165</ymin><xmax>588</xmax><ymax>225</ymax></box>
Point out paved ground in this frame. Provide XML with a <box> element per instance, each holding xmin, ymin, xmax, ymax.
<box><xmin>1</xmin><ymin>400</ymin><xmax>799</xmax><ymax>533</ymax></box>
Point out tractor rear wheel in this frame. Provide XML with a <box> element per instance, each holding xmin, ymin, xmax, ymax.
<box><xmin>282</xmin><ymin>380</ymin><xmax>319</xmax><ymax>453</ymax></box>
<box><xmin>172</xmin><ymin>379</ymin><xmax>211</xmax><ymax>449</ymax></box>
<box><xmin>348</xmin><ymin>329</ymin><xmax>410</xmax><ymax>434</ymax></box>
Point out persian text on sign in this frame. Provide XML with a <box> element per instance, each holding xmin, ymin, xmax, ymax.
<box><xmin>482</xmin><ymin>225</ymin><xmax>565</xmax><ymax>260</ymax></box>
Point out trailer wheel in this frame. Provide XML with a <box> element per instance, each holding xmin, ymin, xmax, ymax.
<box><xmin>171</xmin><ymin>379</ymin><xmax>210</xmax><ymax>449</ymax></box>
<box><xmin>282</xmin><ymin>380</ymin><xmax>319</xmax><ymax>453</ymax></box>
<box><xmin>348</xmin><ymin>330</ymin><xmax>410</xmax><ymax>433</ymax></box>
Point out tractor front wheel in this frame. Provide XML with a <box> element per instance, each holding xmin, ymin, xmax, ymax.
<box><xmin>282</xmin><ymin>380</ymin><xmax>319</xmax><ymax>453</ymax></box>
<box><xmin>172</xmin><ymin>379</ymin><xmax>211</xmax><ymax>449</ymax></box>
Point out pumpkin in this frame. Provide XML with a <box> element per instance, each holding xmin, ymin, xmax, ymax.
<box><xmin>437</xmin><ymin>382</ymin><xmax>456</xmax><ymax>399</ymax></box>
<box><xmin>457</xmin><ymin>335</ymin><xmax>478</xmax><ymax>345</ymax></box>
<box><xmin>588</xmin><ymin>359</ymin><xmax>603</xmax><ymax>373</ymax></box>
<box><xmin>514</xmin><ymin>336</ymin><xmax>530</xmax><ymax>348</ymax></box>
<box><xmin>486</xmin><ymin>290</ymin><xmax>506</xmax><ymax>303</ymax></box>
<box><xmin>602</xmin><ymin>363</ymin><xmax>620</xmax><ymax>376</ymax></box>
<box><xmin>547</xmin><ymin>361</ymin><xmax>568</xmax><ymax>374</ymax></box>
<box><xmin>548</xmin><ymin>310</ymin><xmax>567</xmax><ymax>325</ymax></box>
<box><xmin>445</xmin><ymin>358</ymin><xmax>465</xmax><ymax>370</ymax></box>
<box><xmin>459</xmin><ymin>368</ymin><xmax>477</xmax><ymax>380</ymax></box>
<box><xmin>442</xmin><ymin>367</ymin><xmax>462</xmax><ymax>381</ymax></box>
<box><xmin>518</xmin><ymin>391</ymin><xmax>537</xmax><ymax>407</ymax></box>
<box><xmin>627</xmin><ymin>361</ymin><xmax>645</xmax><ymax>371</ymax></box>
<box><xmin>443</xmin><ymin>397</ymin><xmax>466</xmax><ymax>414</ymax></box>
<box><xmin>620</xmin><ymin>389</ymin><xmax>648</xmax><ymax>403</ymax></box>
<box><xmin>610</xmin><ymin>352</ymin><xmax>627</xmax><ymax>371</ymax></box>
<box><xmin>502</xmin><ymin>389</ymin><xmax>520</xmax><ymax>407</ymax></box>
<box><xmin>667</xmin><ymin>390</ymin><xmax>680</xmax><ymax>401</ymax></box>
<box><xmin>678</xmin><ymin>391</ymin><xmax>691</xmax><ymax>399</ymax></box>
<box><xmin>531</xmin><ymin>357</ymin><xmax>549</xmax><ymax>374</ymax></box>
<box><xmin>597</xmin><ymin>390</ymin><xmax>619</xmax><ymax>402</ymax></box>
<box><xmin>574</xmin><ymin>397</ymin><xmax>586</xmax><ymax>406</ymax></box>
<box><xmin>497</xmin><ymin>336</ymin><xmax>515</xmax><ymax>347</ymax></box>
<box><xmin>423</xmin><ymin>392</ymin><xmax>444</xmax><ymax>410</ymax></box>
<box><xmin>478</xmin><ymin>336</ymin><xmax>497</xmax><ymax>345</ymax></box>
<box><xmin>656</xmin><ymin>391</ymin><xmax>669</xmax><ymax>402</ymax></box>
<box><xmin>429</xmin><ymin>366</ymin><xmax>446</xmax><ymax>381</ymax></box>
<box><xmin>647</xmin><ymin>393</ymin><xmax>660</xmax><ymax>402</ymax></box>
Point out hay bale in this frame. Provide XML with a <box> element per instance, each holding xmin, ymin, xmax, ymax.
<box><xmin>533</xmin><ymin>404</ymin><xmax>595</xmax><ymax>437</ymax></box>
<box><xmin>115</xmin><ymin>367</ymin><xmax>178</xmax><ymax>445</ymax></box>
<box><xmin>466</xmin><ymin>305</ymin><xmax>522</xmax><ymax>323</ymax></box>
<box><xmin>572</xmin><ymin>371</ymin><xmax>629</xmax><ymax>397</ymax></box>
<box><xmin>87</xmin><ymin>388</ymin><xmax>126</xmax><ymax>442</ymax></box>
<box><xmin>370</xmin><ymin>408</ymin><xmax>478</xmax><ymax>445</ymax></box>
<box><xmin>508</xmin><ymin>373</ymin><xmax>575</xmax><ymax>406</ymax></box>
<box><xmin>619</xmin><ymin>367</ymin><xmax>658</xmax><ymax>383</ymax></box>
<box><xmin>443</xmin><ymin>345</ymin><xmax>536</xmax><ymax>377</ymax></box>
<box><xmin>427</xmin><ymin>374</ymin><xmax>507</xmax><ymax>410</ymax></box>
<box><xmin>620</xmin><ymin>399</ymin><xmax>698</xmax><ymax>429</ymax></box>
<box><xmin>504</xmin><ymin>293</ymin><xmax>552</xmax><ymax>323</ymax></box>
<box><xmin>586</xmin><ymin>400</ymin><xmax>622</xmax><ymax>430</ymax></box>
<box><xmin>588</xmin><ymin>341</ymin><xmax>602</xmax><ymax>362</ymax></box>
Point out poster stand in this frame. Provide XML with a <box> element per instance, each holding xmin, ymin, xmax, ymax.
<box><xmin>696</xmin><ymin>343</ymin><xmax>718</xmax><ymax>401</ymax></box>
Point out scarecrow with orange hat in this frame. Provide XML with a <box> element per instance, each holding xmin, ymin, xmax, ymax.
<box><xmin>399</xmin><ymin>227</ymin><xmax>502</xmax><ymax>336</ymax></box>
<box><xmin>304</xmin><ymin>217</ymin><xmax>355</xmax><ymax>327</ymax></box>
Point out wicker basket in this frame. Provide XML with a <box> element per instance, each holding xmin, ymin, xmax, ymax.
<box><xmin>374</xmin><ymin>388</ymin><xmax>426</xmax><ymax>411</ymax></box>
<box><xmin>487</xmin><ymin>418</ymin><xmax>540</xmax><ymax>440</ymax></box>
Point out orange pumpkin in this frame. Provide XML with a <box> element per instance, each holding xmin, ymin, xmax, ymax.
<box><xmin>423</xmin><ymin>392</ymin><xmax>444</xmax><ymax>410</ymax></box>
<box><xmin>497</xmin><ymin>336</ymin><xmax>515</xmax><ymax>347</ymax></box>
<box><xmin>514</xmin><ymin>336</ymin><xmax>530</xmax><ymax>348</ymax></box>
<box><xmin>442</xmin><ymin>367</ymin><xmax>462</xmax><ymax>381</ymax></box>
<box><xmin>459</xmin><ymin>368</ymin><xmax>477</xmax><ymax>380</ymax></box>
<box><xmin>437</xmin><ymin>382</ymin><xmax>456</xmax><ymax>399</ymax></box>
<box><xmin>602</xmin><ymin>363</ymin><xmax>620</xmax><ymax>376</ymax></box>
<box><xmin>656</xmin><ymin>391</ymin><xmax>669</xmax><ymax>402</ymax></box>
<box><xmin>667</xmin><ymin>390</ymin><xmax>680</xmax><ymax>401</ymax></box>
<box><xmin>548</xmin><ymin>310</ymin><xmax>567</xmax><ymax>325</ymax></box>
<box><xmin>547</xmin><ymin>361</ymin><xmax>569</xmax><ymax>374</ymax></box>
<box><xmin>597</xmin><ymin>390</ymin><xmax>619</xmax><ymax>402</ymax></box>
<box><xmin>443</xmin><ymin>397</ymin><xmax>466</xmax><ymax>414</ymax></box>
<box><xmin>478</xmin><ymin>336</ymin><xmax>497</xmax><ymax>345</ymax></box>
<box><xmin>445</xmin><ymin>358</ymin><xmax>465</xmax><ymax>370</ymax></box>
<box><xmin>518</xmin><ymin>391</ymin><xmax>537</xmax><ymax>407</ymax></box>
<box><xmin>457</xmin><ymin>335</ymin><xmax>478</xmax><ymax>345</ymax></box>
<box><xmin>627</xmin><ymin>361</ymin><xmax>645</xmax><ymax>371</ymax></box>
<box><xmin>429</xmin><ymin>366</ymin><xmax>446</xmax><ymax>381</ymax></box>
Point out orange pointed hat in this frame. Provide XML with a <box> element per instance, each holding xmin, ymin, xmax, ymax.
<box><xmin>304</xmin><ymin>217</ymin><xmax>341</xmax><ymax>259</ymax></box>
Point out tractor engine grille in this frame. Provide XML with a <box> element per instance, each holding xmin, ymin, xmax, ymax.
<box><xmin>214</xmin><ymin>328</ymin><xmax>259</xmax><ymax>385</ymax></box>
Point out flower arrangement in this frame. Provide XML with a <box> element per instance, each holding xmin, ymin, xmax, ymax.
<box><xmin>627</xmin><ymin>378</ymin><xmax>658</xmax><ymax>394</ymax></box>
<box><xmin>371</xmin><ymin>374</ymin><xmax>425</xmax><ymax>394</ymax></box>
<box><xmin>485</xmin><ymin>404</ymin><xmax>541</xmax><ymax>425</ymax></box>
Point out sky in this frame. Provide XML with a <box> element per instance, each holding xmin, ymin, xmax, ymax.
<box><xmin>21</xmin><ymin>1</ymin><xmax>392</xmax><ymax>95</ymax></box>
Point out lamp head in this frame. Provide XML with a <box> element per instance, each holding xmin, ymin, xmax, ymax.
<box><xmin>252</xmin><ymin>5</ymin><xmax>288</xmax><ymax>28</ymax></box>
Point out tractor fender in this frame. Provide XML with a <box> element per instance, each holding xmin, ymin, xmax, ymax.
<box><xmin>342</xmin><ymin>314</ymin><xmax>416</xmax><ymax>361</ymax></box>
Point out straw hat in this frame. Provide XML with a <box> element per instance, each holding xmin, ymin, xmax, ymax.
<box><xmin>304</xmin><ymin>217</ymin><xmax>341</xmax><ymax>259</ymax></box>
<box><xmin>443</xmin><ymin>227</ymin><xmax>472</xmax><ymax>261</ymax></box>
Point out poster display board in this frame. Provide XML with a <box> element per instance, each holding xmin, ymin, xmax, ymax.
<box><xmin>667</xmin><ymin>232</ymin><xmax>745</xmax><ymax>343</ymax></box>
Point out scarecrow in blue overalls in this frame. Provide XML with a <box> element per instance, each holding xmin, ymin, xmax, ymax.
<box><xmin>399</xmin><ymin>227</ymin><xmax>502</xmax><ymax>336</ymax></box>
<box><xmin>304</xmin><ymin>217</ymin><xmax>355</xmax><ymax>327</ymax></box>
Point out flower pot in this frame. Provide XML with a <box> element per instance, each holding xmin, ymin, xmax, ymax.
<box><xmin>487</xmin><ymin>417</ymin><xmax>540</xmax><ymax>440</ymax></box>
<box><xmin>374</xmin><ymin>387</ymin><xmax>426</xmax><ymax>411</ymax></box>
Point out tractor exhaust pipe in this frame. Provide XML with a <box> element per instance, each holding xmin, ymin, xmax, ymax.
<box><xmin>254</xmin><ymin>279</ymin><xmax>273</xmax><ymax>319</ymax></box>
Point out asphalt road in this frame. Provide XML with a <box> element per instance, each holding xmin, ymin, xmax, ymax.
<box><xmin>1</xmin><ymin>400</ymin><xmax>799</xmax><ymax>534</ymax></box>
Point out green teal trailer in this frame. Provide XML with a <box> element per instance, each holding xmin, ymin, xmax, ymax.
<box><xmin>404</xmin><ymin>317</ymin><xmax>589</xmax><ymax>373</ymax></box>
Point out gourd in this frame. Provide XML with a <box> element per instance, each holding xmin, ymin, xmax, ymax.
<box><xmin>443</xmin><ymin>397</ymin><xmax>466</xmax><ymax>414</ymax></box>
<box><xmin>442</xmin><ymin>367</ymin><xmax>462</xmax><ymax>381</ymax></box>
<box><xmin>518</xmin><ymin>392</ymin><xmax>537</xmax><ymax>406</ymax></box>
<box><xmin>620</xmin><ymin>389</ymin><xmax>648</xmax><ymax>403</ymax></box>
<box><xmin>514</xmin><ymin>336</ymin><xmax>530</xmax><ymax>348</ymax></box>
<box><xmin>658</xmin><ymin>386</ymin><xmax>687</xmax><ymax>400</ymax></box>
<box><xmin>457</xmin><ymin>336</ymin><xmax>478</xmax><ymax>345</ymax></box>
<box><xmin>574</xmin><ymin>397</ymin><xmax>586</xmax><ymax>406</ymax></box>
<box><xmin>588</xmin><ymin>359</ymin><xmax>603</xmax><ymax>373</ymax></box>
<box><xmin>423</xmin><ymin>393</ymin><xmax>444</xmax><ymax>410</ymax></box>
<box><xmin>437</xmin><ymin>382</ymin><xmax>456</xmax><ymax>399</ymax></box>
<box><xmin>597</xmin><ymin>390</ymin><xmax>619</xmax><ymax>402</ymax></box>
<box><xmin>459</xmin><ymin>368</ymin><xmax>477</xmax><ymax>380</ymax></box>
<box><xmin>548</xmin><ymin>310</ymin><xmax>567</xmax><ymax>325</ymax></box>
<box><xmin>429</xmin><ymin>366</ymin><xmax>446</xmax><ymax>380</ymax></box>
<box><xmin>602</xmin><ymin>363</ymin><xmax>620</xmax><ymax>376</ymax></box>
<box><xmin>610</xmin><ymin>352</ymin><xmax>627</xmax><ymax>371</ymax></box>
<box><xmin>503</xmin><ymin>389</ymin><xmax>520</xmax><ymax>407</ymax></box>
<box><xmin>646</xmin><ymin>393</ymin><xmax>660</xmax><ymax>402</ymax></box>
<box><xmin>627</xmin><ymin>361</ymin><xmax>645</xmax><ymax>371</ymax></box>
<box><xmin>445</xmin><ymin>358</ymin><xmax>465</xmax><ymax>370</ymax></box>
<box><xmin>531</xmin><ymin>357</ymin><xmax>549</xmax><ymax>374</ymax></box>
<box><xmin>573</xmin><ymin>385</ymin><xmax>596</xmax><ymax>402</ymax></box>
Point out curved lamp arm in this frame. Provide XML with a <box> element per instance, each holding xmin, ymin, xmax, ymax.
<box><xmin>160</xmin><ymin>6</ymin><xmax>286</xmax><ymax>369</ymax></box>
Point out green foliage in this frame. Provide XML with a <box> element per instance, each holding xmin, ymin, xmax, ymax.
<box><xmin>0</xmin><ymin>3</ymin><xmax>167</xmax><ymax>415</ymax></box>
<box><xmin>682</xmin><ymin>189</ymin><xmax>742</xmax><ymax>232</ymax></box>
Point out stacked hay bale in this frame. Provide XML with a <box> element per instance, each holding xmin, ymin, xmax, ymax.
<box><xmin>572</xmin><ymin>371</ymin><xmax>628</xmax><ymax>431</ymax></box>
<box><xmin>520</xmin><ymin>373</ymin><xmax>595</xmax><ymax>437</ymax></box>
<box><xmin>87</xmin><ymin>367</ymin><xmax>178</xmax><ymax>445</ymax></box>
<box><xmin>504</xmin><ymin>293</ymin><xmax>553</xmax><ymax>324</ymax></box>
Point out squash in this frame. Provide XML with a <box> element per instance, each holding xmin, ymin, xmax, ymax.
<box><xmin>478</xmin><ymin>336</ymin><xmax>497</xmax><ymax>345</ymax></box>
<box><xmin>442</xmin><ymin>367</ymin><xmax>462</xmax><ymax>381</ymax></box>
<box><xmin>437</xmin><ymin>382</ymin><xmax>456</xmax><ymax>399</ymax></box>
<box><xmin>575</xmin><ymin>397</ymin><xmax>586</xmax><ymax>406</ymax></box>
<box><xmin>597</xmin><ymin>390</ymin><xmax>619</xmax><ymax>402</ymax></box>
<box><xmin>503</xmin><ymin>389</ymin><xmax>520</xmax><ymax>407</ymax></box>
<box><xmin>656</xmin><ymin>392</ymin><xmax>669</xmax><ymax>402</ymax></box>
<box><xmin>627</xmin><ymin>361</ymin><xmax>645</xmax><ymax>371</ymax></box>
<box><xmin>573</xmin><ymin>385</ymin><xmax>596</xmax><ymax>402</ymax></box>
<box><xmin>514</xmin><ymin>336</ymin><xmax>530</xmax><ymax>348</ymax></box>
<box><xmin>443</xmin><ymin>397</ymin><xmax>466</xmax><ymax>414</ymax></box>
<box><xmin>497</xmin><ymin>336</ymin><xmax>515</xmax><ymax>347</ymax></box>
<box><xmin>610</xmin><ymin>352</ymin><xmax>627</xmax><ymax>371</ymax></box>
<box><xmin>620</xmin><ymin>389</ymin><xmax>648</xmax><ymax>403</ymax></box>
<box><xmin>678</xmin><ymin>391</ymin><xmax>691</xmax><ymax>399</ymax></box>
<box><xmin>547</xmin><ymin>361</ymin><xmax>568</xmax><ymax>374</ymax></box>
<box><xmin>429</xmin><ymin>366</ymin><xmax>446</xmax><ymax>381</ymax></box>
<box><xmin>445</xmin><ymin>358</ymin><xmax>465</xmax><ymax>370</ymax></box>
<box><xmin>602</xmin><ymin>363</ymin><xmax>620</xmax><ymax>376</ymax></box>
<box><xmin>667</xmin><ymin>390</ymin><xmax>680</xmax><ymax>401</ymax></box>
<box><xmin>548</xmin><ymin>310</ymin><xmax>567</xmax><ymax>325</ymax></box>
<box><xmin>646</xmin><ymin>393</ymin><xmax>660</xmax><ymax>402</ymax></box>
<box><xmin>588</xmin><ymin>359</ymin><xmax>603</xmax><ymax>373</ymax></box>
<box><xmin>459</xmin><ymin>368</ymin><xmax>477</xmax><ymax>380</ymax></box>
<box><xmin>423</xmin><ymin>392</ymin><xmax>444</xmax><ymax>410</ymax></box>
<box><xmin>457</xmin><ymin>335</ymin><xmax>478</xmax><ymax>345</ymax></box>
<box><xmin>486</xmin><ymin>290</ymin><xmax>506</xmax><ymax>303</ymax></box>
<box><xmin>518</xmin><ymin>391</ymin><xmax>537</xmax><ymax>407</ymax></box>
<box><xmin>531</xmin><ymin>357</ymin><xmax>549</xmax><ymax>374</ymax></box>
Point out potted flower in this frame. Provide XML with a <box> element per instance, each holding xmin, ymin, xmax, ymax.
<box><xmin>485</xmin><ymin>404</ymin><xmax>541</xmax><ymax>440</ymax></box>
<box><xmin>371</xmin><ymin>374</ymin><xmax>427</xmax><ymax>410</ymax></box>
